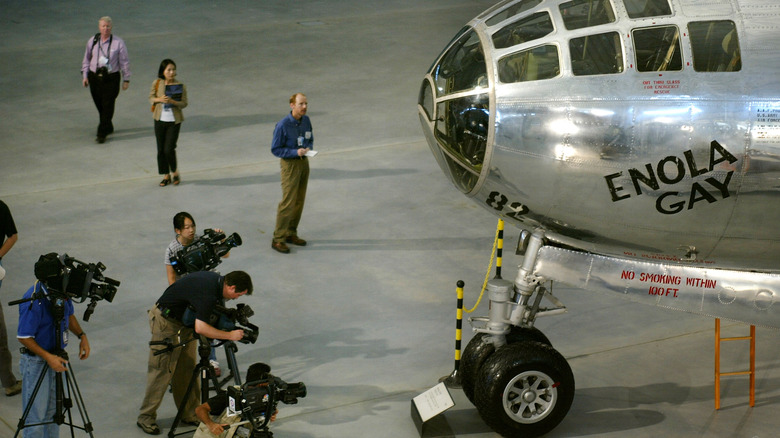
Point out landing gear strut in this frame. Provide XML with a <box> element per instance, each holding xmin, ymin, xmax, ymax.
<box><xmin>462</xmin><ymin>229</ymin><xmax>573</xmax><ymax>437</ymax></box>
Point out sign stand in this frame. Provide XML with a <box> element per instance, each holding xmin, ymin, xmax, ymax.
<box><xmin>410</xmin><ymin>382</ymin><xmax>455</xmax><ymax>437</ymax></box>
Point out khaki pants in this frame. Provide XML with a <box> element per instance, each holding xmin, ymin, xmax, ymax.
<box><xmin>273</xmin><ymin>157</ymin><xmax>309</xmax><ymax>242</ymax></box>
<box><xmin>138</xmin><ymin>306</ymin><xmax>200</xmax><ymax>425</ymax></box>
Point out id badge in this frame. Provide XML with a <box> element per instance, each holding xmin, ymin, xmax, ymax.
<box><xmin>99</xmin><ymin>56</ymin><xmax>109</xmax><ymax>67</ymax></box>
<box><xmin>297</xmin><ymin>136</ymin><xmax>304</xmax><ymax>147</ymax></box>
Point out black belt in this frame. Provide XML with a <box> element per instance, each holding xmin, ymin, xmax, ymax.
<box><xmin>156</xmin><ymin>304</ymin><xmax>179</xmax><ymax>321</ymax></box>
<box><xmin>20</xmin><ymin>347</ymin><xmax>35</xmax><ymax>356</ymax></box>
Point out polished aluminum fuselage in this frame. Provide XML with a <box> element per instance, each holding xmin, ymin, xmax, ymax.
<box><xmin>420</xmin><ymin>0</ymin><xmax>780</xmax><ymax>272</ymax></box>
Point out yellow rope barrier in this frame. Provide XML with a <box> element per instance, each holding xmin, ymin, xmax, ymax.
<box><xmin>464</xmin><ymin>218</ymin><xmax>503</xmax><ymax>313</ymax></box>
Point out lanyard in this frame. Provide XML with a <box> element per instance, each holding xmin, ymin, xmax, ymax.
<box><xmin>97</xmin><ymin>35</ymin><xmax>113</xmax><ymax>65</ymax></box>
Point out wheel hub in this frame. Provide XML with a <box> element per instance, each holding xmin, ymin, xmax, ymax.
<box><xmin>521</xmin><ymin>389</ymin><xmax>537</xmax><ymax>403</ymax></box>
<box><xmin>503</xmin><ymin>370</ymin><xmax>557</xmax><ymax>424</ymax></box>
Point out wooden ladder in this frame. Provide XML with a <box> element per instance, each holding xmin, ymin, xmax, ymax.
<box><xmin>714</xmin><ymin>318</ymin><xmax>755</xmax><ymax>410</ymax></box>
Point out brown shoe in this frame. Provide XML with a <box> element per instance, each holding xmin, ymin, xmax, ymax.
<box><xmin>4</xmin><ymin>380</ymin><xmax>21</xmax><ymax>396</ymax></box>
<box><xmin>285</xmin><ymin>236</ymin><xmax>307</xmax><ymax>246</ymax></box>
<box><xmin>272</xmin><ymin>241</ymin><xmax>290</xmax><ymax>254</ymax></box>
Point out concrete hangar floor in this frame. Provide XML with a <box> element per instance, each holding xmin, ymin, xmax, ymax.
<box><xmin>1</xmin><ymin>1</ymin><xmax>779</xmax><ymax>437</ymax></box>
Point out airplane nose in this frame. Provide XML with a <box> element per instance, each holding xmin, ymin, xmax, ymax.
<box><xmin>418</xmin><ymin>27</ymin><xmax>489</xmax><ymax>194</ymax></box>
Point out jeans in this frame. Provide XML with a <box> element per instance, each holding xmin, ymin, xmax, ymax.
<box><xmin>20</xmin><ymin>354</ymin><xmax>58</xmax><ymax>438</ymax></box>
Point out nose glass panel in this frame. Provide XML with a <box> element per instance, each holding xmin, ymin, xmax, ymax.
<box><xmin>425</xmin><ymin>27</ymin><xmax>490</xmax><ymax>193</ymax></box>
<box><xmin>434</xmin><ymin>95</ymin><xmax>489</xmax><ymax>192</ymax></box>
<box><xmin>432</xmin><ymin>29</ymin><xmax>488</xmax><ymax>96</ymax></box>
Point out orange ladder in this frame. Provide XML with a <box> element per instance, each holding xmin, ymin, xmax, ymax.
<box><xmin>714</xmin><ymin>318</ymin><xmax>755</xmax><ymax>410</ymax></box>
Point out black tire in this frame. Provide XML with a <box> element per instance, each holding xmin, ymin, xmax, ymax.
<box><xmin>474</xmin><ymin>341</ymin><xmax>574</xmax><ymax>438</ymax></box>
<box><xmin>461</xmin><ymin>333</ymin><xmax>495</xmax><ymax>404</ymax></box>
<box><xmin>460</xmin><ymin>326</ymin><xmax>551</xmax><ymax>403</ymax></box>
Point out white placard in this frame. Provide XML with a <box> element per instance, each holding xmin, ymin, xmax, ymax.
<box><xmin>412</xmin><ymin>382</ymin><xmax>455</xmax><ymax>423</ymax></box>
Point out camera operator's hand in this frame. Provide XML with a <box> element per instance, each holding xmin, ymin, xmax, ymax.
<box><xmin>45</xmin><ymin>353</ymin><xmax>69</xmax><ymax>373</ymax></box>
<box><xmin>194</xmin><ymin>319</ymin><xmax>244</xmax><ymax>342</ymax></box>
<box><xmin>78</xmin><ymin>335</ymin><xmax>90</xmax><ymax>360</ymax></box>
<box><xmin>227</xmin><ymin>329</ymin><xmax>244</xmax><ymax>342</ymax></box>
<box><xmin>209</xmin><ymin>423</ymin><xmax>228</xmax><ymax>435</ymax></box>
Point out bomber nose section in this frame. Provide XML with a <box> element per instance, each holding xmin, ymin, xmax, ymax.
<box><xmin>418</xmin><ymin>27</ymin><xmax>490</xmax><ymax>194</ymax></box>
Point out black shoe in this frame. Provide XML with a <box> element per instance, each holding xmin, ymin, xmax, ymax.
<box><xmin>137</xmin><ymin>421</ymin><xmax>161</xmax><ymax>435</ymax></box>
<box><xmin>95</xmin><ymin>136</ymin><xmax>106</xmax><ymax>144</ymax></box>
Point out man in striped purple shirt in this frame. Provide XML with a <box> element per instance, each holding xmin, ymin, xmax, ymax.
<box><xmin>81</xmin><ymin>16</ymin><xmax>131</xmax><ymax>144</ymax></box>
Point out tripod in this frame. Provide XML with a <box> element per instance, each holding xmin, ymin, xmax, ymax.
<box><xmin>10</xmin><ymin>293</ymin><xmax>94</xmax><ymax>437</ymax></box>
<box><xmin>154</xmin><ymin>335</ymin><xmax>242</xmax><ymax>438</ymax></box>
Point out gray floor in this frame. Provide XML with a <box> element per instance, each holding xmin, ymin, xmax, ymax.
<box><xmin>1</xmin><ymin>1</ymin><xmax>779</xmax><ymax>437</ymax></box>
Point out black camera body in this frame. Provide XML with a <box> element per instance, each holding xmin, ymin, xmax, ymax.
<box><xmin>170</xmin><ymin>229</ymin><xmax>242</xmax><ymax>275</ymax></box>
<box><xmin>227</xmin><ymin>376</ymin><xmax>307</xmax><ymax>431</ymax></box>
<box><xmin>32</xmin><ymin>253</ymin><xmax>120</xmax><ymax>321</ymax></box>
<box><xmin>182</xmin><ymin>303</ymin><xmax>259</xmax><ymax>344</ymax></box>
<box><xmin>210</xmin><ymin>303</ymin><xmax>259</xmax><ymax>344</ymax></box>
<box><xmin>95</xmin><ymin>66</ymin><xmax>109</xmax><ymax>78</ymax></box>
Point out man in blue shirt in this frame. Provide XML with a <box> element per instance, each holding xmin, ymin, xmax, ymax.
<box><xmin>270</xmin><ymin>93</ymin><xmax>313</xmax><ymax>254</ymax></box>
<box><xmin>16</xmin><ymin>264</ymin><xmax>90</xmax><ymax>438</ymax></box>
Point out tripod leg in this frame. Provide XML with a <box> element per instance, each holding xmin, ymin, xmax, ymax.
<box><xmin>224</xmin><ymin>341</ymin><xmax>242</xmax><ymax>386</ymax></box>
<box><xmin>169</xmin><ymin>342</ymin><xmax>207</xmax><ymax>438</ymax></box>
<box><xmin>64</xmin><ymin>363</ymin><xmax>95</xmax><ymax>437</ymax></box>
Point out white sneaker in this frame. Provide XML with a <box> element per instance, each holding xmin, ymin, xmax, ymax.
<box><xmin>210</xmin><ymin>360</ymin><xmax>221</xmax><ymax>377</ymax></box>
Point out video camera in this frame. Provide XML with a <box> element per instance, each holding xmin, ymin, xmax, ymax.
<box><xmin>31</xmin><ymin>253</ymin><xmax>120</xmax><ymax>321</ymax></box>
<box><xmin>170</xmin><ymin>228</ymin><xmax>242</xmax><ymax>275</ymax></box>
<box><xmin>227</xmin><ymin>374</ymin><xmax>307</xmax><ymax>435</ymax></box>
<box><xmin>210</xmin><ymin>303</ymin><xmax>259</xmax><ymax>344</ymax></box>
<box><xmin>182</xmin><ymin>303</ymin><xmax>259</xmax><ymax>344</ymax></box>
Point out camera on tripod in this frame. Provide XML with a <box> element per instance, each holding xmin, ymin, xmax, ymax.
<box><xmin>182</xmin><ymin>303</ymin><xmax>259</xmax><ymax>344</ymax></box>
<box><xmin>227</xmin><ymin>374</ymin><xmax>307</xmax><ymax>433</ymax></box>
<box><xmin>32</xmin><ymin>252</ymin><xmax>120</xmax><ymax>321</ymax></box>
<box><xmin>170</xmin><ymin>228</ymin><xmax>242</xmax><ymax>275</ymax></box>
<box><xmin>210</xmin><ymin>303</ymin><xmax>259</xmax><ymax>344</ymax></box>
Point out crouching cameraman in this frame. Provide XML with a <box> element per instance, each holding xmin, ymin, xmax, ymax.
<box><xmin>193</xmin><ymin>362</ymin><xmax>276</xmax><ymax>438</ymax></box>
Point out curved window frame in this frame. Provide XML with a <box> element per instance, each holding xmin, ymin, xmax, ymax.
<box><xmin>432</xmin><ymin>29</ymin><xmax>488</xmax><ymax>97</ymax></box>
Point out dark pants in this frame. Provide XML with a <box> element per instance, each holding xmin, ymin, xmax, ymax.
<box><xmin>87</xmin><ymin>71</ymin><xmax>121</xmax><ymax>138</ymax></box>
<box><xmin>154</xmin><ymin>120</ymin><xmax>181</xmax><ymax>174</ymax></box>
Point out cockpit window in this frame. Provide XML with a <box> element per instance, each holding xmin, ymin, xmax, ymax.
<box><xmin>559</xmin><ymin>0</ymin><xmax>616</xmax><ymax>30</ymax></box>
<box><xmin>623</xmin><ymin>0</ymin><xmax>672</xmax><ymax>18</ymax></box>
<box><xmin>486</xmin><ymin>0</ymin><xmax>542</xmax><ymax>27</ymax></box>
<box><xmin>688</xmin><ymin>21</ymin><xmax>741</xmax><ymax>72</ymax></box>
<box><xmin>492</xmin><ymin>12</ymin><xmax>554</xmax><ymax>50</ymax></box>
<box><xmin>633</xmin><ymin>25</ymin><xmax>683</xmax><ymax>72</ymax></box>
<box><xmin>498</xmin><ymin>45</ymin><xmax>560</xmax><ymax>83</ymax></box>
<box><xmin>570</xmin><ymin>32</ymin><xmax>624</xmax><ymax>75</ymax></box>
<box><xmin>434</xmin><ymin>94</ymin><xmax>489</xmax><ymax>190</ymax></box>
<box><xmin>432</xmin><ymin>29</ymin><xmax>487</xmax><ymax>96</ymax></box>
